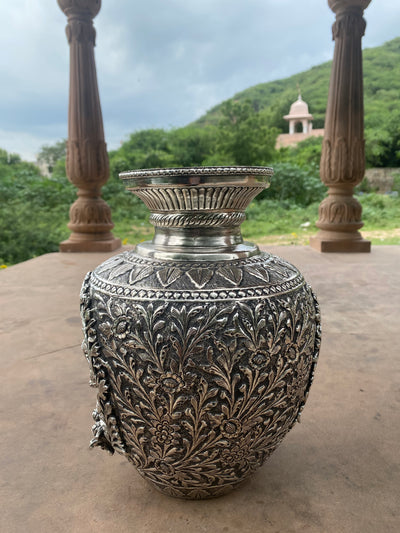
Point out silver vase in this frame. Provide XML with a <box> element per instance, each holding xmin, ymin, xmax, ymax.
<box><xmin>80</xmin><ymin>166</ymin><xmax>321</xmax><ymax>499</ymax></box>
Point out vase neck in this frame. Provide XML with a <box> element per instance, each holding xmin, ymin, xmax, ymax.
<box><xmin>136</xmin><ymin>214</ymin><xmax>259</xmax><ymax>261</ymax></box>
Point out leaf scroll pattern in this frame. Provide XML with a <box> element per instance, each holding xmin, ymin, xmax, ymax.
<box><xmin>81</xmin><ymin>273</ymin><xmax>320</xmax><ymax>499</ymax></box>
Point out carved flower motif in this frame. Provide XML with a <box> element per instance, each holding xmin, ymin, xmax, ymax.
<box><xmin>249</xmin><ymin>350</ymin><xmax>270</xmax><ymax>370</ymax></box>
<box><xmin>285</xmin><ymin>344</ymin><xmax>300</xmax><ymax>361</ymax></box>
<box><xmin>153</xmin><ymin>419</ymin><xmax>176</xmax><ymax>445</ymax></box>
<box><xmin>113</xmin><ymin>316</ymin><xmax>131</xmax><ymax>340</ymax></box>
<box><xmin>245</xmin><ymin>331</ymin><xmax>280</xmax><ymax>371</ymax></box>
<box><xmin>220</xmin><ymin>418</ymin><xmax>242</xmax><ymax>439</ymax></box>
<box><xmin>220</xmin><ymin>443</ymin><xmax>249</xmax><ymax>467</ymax></box>
<box><xmin>156</xmin><ymin>372</ymin><xmax>185</xmax><ymax>395</ymax></box>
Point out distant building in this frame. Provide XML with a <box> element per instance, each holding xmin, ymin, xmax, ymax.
<box><xmin>284</xmin><ymin>94</ymin><xmax>313</xmax><ymax>134</ymax></box>
<box><xmin>276</xmin><ymin>94</ymin><xmax>324</xmax><ymax>149</ymax></box>
<box><xmin>36</xmin><ymin>158</ymin><xmax>52</xmax><ymax>177</ymax></box>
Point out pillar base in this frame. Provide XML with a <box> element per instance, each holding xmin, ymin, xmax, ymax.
<box><xmin>60</xmin><ymin>235</ymin><xmax>122</xmax><ymax>253</ymax></box>
<box><xmin>309</xmin><ymin>233</ymin><xmax>371</xmax><ymax>253</ymax></box>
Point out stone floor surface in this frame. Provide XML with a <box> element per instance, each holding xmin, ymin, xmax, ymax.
<box><xmin>0</xmin><ymin>245</ymin><xmax>399</xmax><ymax>533</ymax></box>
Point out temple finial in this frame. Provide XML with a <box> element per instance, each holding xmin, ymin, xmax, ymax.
<box><xmin>296</xmin><ymin>83</ymin><xmax>302</xmax><ymax>100</ymax></box>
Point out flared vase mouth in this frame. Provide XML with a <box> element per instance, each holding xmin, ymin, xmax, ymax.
<box><xmin>119</xmin><ymin>166</ymin><xmax>272</xmax><ymax>214</ymax></box>
<box><xmin>119</xmin><ymin>166</ymin><xmax>273</xmax><ymax>261</ymax></box>
<box><xmin>120</xmin><ymin>166</ymin><xmax>273</xmax><ymax>188</ymax></box>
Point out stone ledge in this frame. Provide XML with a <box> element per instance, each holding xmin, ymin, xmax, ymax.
<box><xmin>1</xmin><ymin>246</ymin><xmax>399</xmax><ymax>532</ymax></box>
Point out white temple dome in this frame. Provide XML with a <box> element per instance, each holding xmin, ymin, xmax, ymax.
<box><xmin>283</xmin><ymin>93</ymin><xmax>313</xmax><ymax>135</ymax></box>
<box><xmin>286</xmin><ymin>95</ymin><xmax>312</xmax><ymax>118</ymax></box>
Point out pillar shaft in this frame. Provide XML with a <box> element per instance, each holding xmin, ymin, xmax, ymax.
<box><xmin>310</xmin><ymin>0</ymin><xmax>371</xmax><ymax>252</ymax></box>
<box><xmin>58</xmin><ymin>0</ymin><xmax>121</xmax><ymax>252</ymax></box>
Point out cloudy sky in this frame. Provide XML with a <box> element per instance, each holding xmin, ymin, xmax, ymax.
<box><xmin>0</xmin><ymin>0</ymin><xmax>398</xmax><ymax>161</ymax></box>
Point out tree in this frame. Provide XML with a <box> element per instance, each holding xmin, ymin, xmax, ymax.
<box><xmin>169</xmin><ymin>126</ymin><xmax>218</xmax><ymax>167</ymax></box>
<box><xmin>0</xmin><ymin>148</ymin><xmax>22</xmax><ymax>166</ymax></box>
<box><xmin>278</xmin><ymin>136</ymin><xmax>323</xmax><ymax>168</ymax></box>
<box><xmin>213</xmin><ymin>100</ymin><xmax>278</xmax><ymax>166</ymax></box>
<box><xmin>365</xmin><ymin>110</ymin><xmax>400</xmax><ymax>167</ymax></box>
<box><xmin>113</xmin><ymin>129</ymin><xmax>174</xmax><ymax>171</ymax></box>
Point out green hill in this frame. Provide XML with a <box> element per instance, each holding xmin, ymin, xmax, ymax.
<box><xmin>106</xmin><ymin>38</ymin><xmax>400</xmax><ymax>176</ymax></box>
<box><xmin>194</xmin><ymin>36</ymin><xmax>400</xmax><ymax>141</ymax></box>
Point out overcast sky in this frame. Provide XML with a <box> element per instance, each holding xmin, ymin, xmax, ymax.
<box><xmin>0</xmin><ymin>0</ymin><xmax>398</xmax><ymax>161</ymax></box>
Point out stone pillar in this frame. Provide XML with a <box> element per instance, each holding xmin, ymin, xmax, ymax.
<box><xmin>310</xmin><ymin>0</ymin><xmax>371</xmax><ymax>253</ymax></box>
<box><xmin>58</xmin><ymin>0</ymin><xmax>121</xmax><ymax>252</ymax></box>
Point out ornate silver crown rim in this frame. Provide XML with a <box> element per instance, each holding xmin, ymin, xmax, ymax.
<box><xmin>120</xmin><ymin>166</ymin><xmax>274</xmax><ymax>180</ymax></box>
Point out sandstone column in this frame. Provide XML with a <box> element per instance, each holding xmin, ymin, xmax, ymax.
<box><xmin>310</xmin><ymin>0</ymin><xmax>371</xmax><ymax>253</ymax></box>
<box><xmin>58</xmin><ymin>0</ymin><xmax>121</xmax><ymax>252</ymax></box>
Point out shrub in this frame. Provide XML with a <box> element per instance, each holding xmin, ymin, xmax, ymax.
<box><xmin>257</xmin><ymin>162</ymin><xmax>326</xmax><ymax>207</ymax></box>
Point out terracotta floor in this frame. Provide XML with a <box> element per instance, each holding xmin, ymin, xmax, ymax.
<box><xmin>1</xmin><ymin>246</ymin><xmax>399</xmax><ymax>533</ymax></box>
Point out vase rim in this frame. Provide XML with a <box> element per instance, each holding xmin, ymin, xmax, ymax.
<box><xmin>120</xmin><ymin>165</ymin><xmax>273</xmax><ymax>181</ymax></box>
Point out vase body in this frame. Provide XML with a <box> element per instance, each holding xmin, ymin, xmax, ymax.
<box><xmin>81</xmin><ymin>166</ymin><xmax>321</xmax><ymax>499</ymax></box>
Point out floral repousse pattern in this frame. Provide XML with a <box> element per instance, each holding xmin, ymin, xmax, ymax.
<box><xmin>80</xmin><ymin>251</ymin><xmax>321</xmax><ymax>499</ymax></box>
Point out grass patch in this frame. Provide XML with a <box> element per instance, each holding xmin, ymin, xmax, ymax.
<box><xmin>116</xmin><ymin>195</ymin><xmax>400</xmax><ymax>248</ymax></box>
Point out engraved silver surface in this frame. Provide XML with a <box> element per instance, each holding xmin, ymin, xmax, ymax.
<box><xmin>81</xmin><ymin>166</ymin><xmax>320</xmax><ymax>499</ymax></box>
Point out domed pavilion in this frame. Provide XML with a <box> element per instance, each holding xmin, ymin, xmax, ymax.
<box><xmin>284</xmin><ymin>94</ymin><xmax>313</xmax><ymax>134</ymax></box>
<box><xmin>275</xmin><ymin>93</ymin><xmax>324</xmax><ymax>149</ymax></box>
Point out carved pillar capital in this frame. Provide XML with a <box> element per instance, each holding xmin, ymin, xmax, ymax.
<box><xmin>58</xmin><ymin>0</ymin><xmax>99</xmax><ymax>45</ymax></box>
<box><xmin>57</xmin><ymin>0</ymin><xmax>101</xmax><ymax>18</ymax></box>
<box><xmin>332</xmin><ymin>12</ymin><xmax>366</xmax><ymax>40</ymax></box>
<box><xmin>329</xmin><ymin>1</ymin><xmax>369</xmax><ymax>44</ymax></box>
<box><xmin>310</xmin><ymin>0</ymin><xmax>371</xmax><ymax>252</ymax></box>
<box><xmin>65</xmin><ymin>18</ymin><xmax>96</xmax><ymax>45</ymax></box>
<box><xmin>58</xmin><ymin>0</ymin><xmax>121</xmax><ymax>252</ymax></box>
<box><xmin>328</xmin><ymin>0</ymin><xmax>371</xmax><ymax>14</ymax></box>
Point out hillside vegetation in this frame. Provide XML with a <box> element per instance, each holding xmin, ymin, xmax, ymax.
<box><xmin>1</xmin><ymin>38</ymin><xmax>399</xmax><ymax>265</ymax></box>
<box><xmin>106</xmin><ymin>37</ymin><xmax>400</xmax><ymax>173</ymax></box>
<box><xmin>195</xmin><ymin>37</ymin><xmax>400</xmax><ymax>167</ymax></box>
